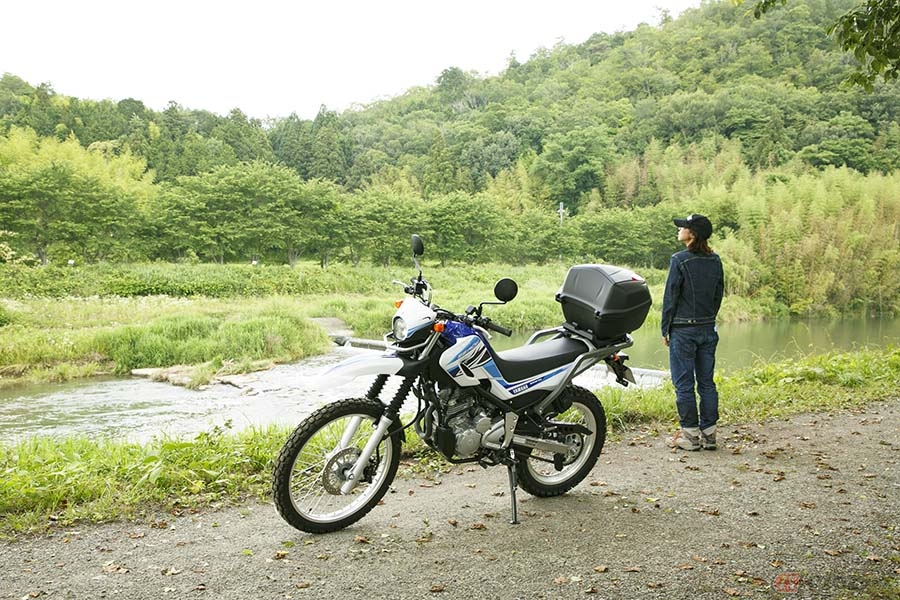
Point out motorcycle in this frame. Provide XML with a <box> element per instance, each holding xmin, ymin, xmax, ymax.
<box><xmin>273</xmin><ymin>234</ymin><xmax>652</xmax><ymax>533</ymax></box>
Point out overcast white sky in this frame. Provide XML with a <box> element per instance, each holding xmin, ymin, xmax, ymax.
<box><xmin>2</xmin><ymin>0</ymin><xmax>701</xmax><ymax>120</ymax></box>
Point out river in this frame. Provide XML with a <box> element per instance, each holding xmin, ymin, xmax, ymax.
<box><xmin>1</xmin><ymin>316</ymin><xmax>897</xmax><ymax>443</ymax></box>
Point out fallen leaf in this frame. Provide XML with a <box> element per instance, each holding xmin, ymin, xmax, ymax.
<box><xmin>354</xmin><ymin>535</ymin><xmax>371</xmax><ymax>544</ymax></box>
<box><xmin>102</xmin><ymin>562</ymin><xmax>128</xmax><ymax>574</ymax></box>
<box><xmin>273</xmin><ymin>550</ymin><xmax>289</xmax><ymax>560</ymax></box>
<box><xmin>295</xmin><ymin>581</ymin><xmax>312</xmax><ymax>589</ymax></box>
<box><xmin>676</xmin><ymin>564</ymin><xmax>694</xmax><ymax>570</ymax></box>
<box><xmin>770</xmin><ymin>560</ymin><xmax>784</xmax><ymax>567</ymax></box>
<box><xmin>469</xmin><ymin>523</ymin><xmax>487</xmax><ymax>530</ymax></box>
<box><xmin>447</xmin><ymin>519</ymin><xmax>458</xmax><ymax>527</ymax></box>
<box><xmin>799</xmin><ymin>502</ymin><xmax>816</xmax><ymax>509</ymax></box>
<box><xmin>161</xmin><ymin>567</ymin><xmax>182</xmax><ymax>576</ymax></box>
<box><xmin>194</xmin><ymin>584</ymin><xmax>207</xmax><ymax>592</ymax></box>
<box><xmin>723</xmin><ymin>588</ymin><xmax>742</xmax><ymax>596</ymax></box>
<box><xmin>593</xmin><ymin>565</ymin><xmax>609</xmax><ymax>573</ymax></box>
<box><xmin>584</xmin><ymin>586</ymin><xmax>599</xmax><ymax>594</ymax></box>
<box><xmin>430</xmin><ymin>584</ymin><xmax>446</xmax><ymax>593</ymax></box>
<box><xmin>647</xmin><ymin>582</ymin><xmax>664</xmax><ymax>589</ymax></box>
<box><xmin>553</xmin><ymin>576</ymin><xmax>569</xmax><ymax>585</ymax></box>
<box><xmin>624</xmin><ymin>566</ymin><xmax>641</xmax><ymax>572</ymax></box>
<box><xmin>866</xmin><ymin>555</ymin><xmax>884</xmax><ymax>562</ymax></box>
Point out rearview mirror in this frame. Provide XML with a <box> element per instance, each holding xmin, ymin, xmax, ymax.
<box><xmin>411</xmin><ymin>234</ymin><xmax>424</xmax><ymax>257</ymax></box>
<box><xmin>493</xmin><ymin>278</ymin><xmax>518</xmax><ymax>303</ymax></box>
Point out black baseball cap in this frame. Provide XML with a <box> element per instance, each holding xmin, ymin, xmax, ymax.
<box><xmin>673</xmin><ymin>214</ymin><xmax>713</xmax><ymax>240</ymax></box>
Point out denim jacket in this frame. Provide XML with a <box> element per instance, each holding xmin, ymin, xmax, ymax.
<box><xmin>661</xmin><ymin>249</ymin><xmax>724</xmax><ymax>337</ymax></box>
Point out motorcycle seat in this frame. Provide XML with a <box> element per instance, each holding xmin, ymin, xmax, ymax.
<box><xmin>493</xmin><ymin>335</ymin><xmax>590</xmax><ymax>383</ymax></box>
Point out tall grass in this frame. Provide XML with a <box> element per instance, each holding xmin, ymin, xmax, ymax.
<box><xmin>0</xmin><ymin>296</ymin><xmax>330</xmax><ymax>388</ymax></box>
<box><xmin>1</xmin><ymin>347</ymin><xmax>896</xmax><ymax>537</ymax></box>
<box><xmin>0</xmin><ymin>422</ymin><xmax>285</xmax><ymax>533</ymax></box>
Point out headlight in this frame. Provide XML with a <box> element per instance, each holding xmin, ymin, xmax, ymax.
<box><xmin>392</xmin><ymin>316</ymin><xmax>408</xmax><ymax>341</ymax></box>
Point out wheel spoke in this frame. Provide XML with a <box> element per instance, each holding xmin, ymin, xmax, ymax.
<box><xmin>286</xmin><ymin>411</ymin><xmax>392</xmax><ymax>523</ymax></box>
<box><xmin>525</xmin><ymin>399</ymin><xmax>599</xmax><ymax>485</ymax></box>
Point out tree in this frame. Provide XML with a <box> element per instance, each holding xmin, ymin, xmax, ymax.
<box><xmin>271</xmin><ymin>178</ymin><xmax>343</xmax><ymax>267</ymax></box>
<box><xmin>0</xmin><ymin>127</ymin><xmax>152</xmax><ymax>263</ymax></box>
<box><xmin>742</xmin><ymin>0</ymin><xmax>900</xmax><ymax>89</ymax></box>
<box><xmin>530</xmin><ymin>126</ymin><xmax>613</xmax><ymax>212</ymax></box>
<box><xmin>210</xmin><ymin>109</ymin><xmax>274</xmax><ymax>163</ymax></box>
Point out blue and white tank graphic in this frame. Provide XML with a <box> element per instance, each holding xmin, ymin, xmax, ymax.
<box><xmin>438</xmin><ymin>323</ymin><xmax>570</xmax><ymax>401</ymax></box>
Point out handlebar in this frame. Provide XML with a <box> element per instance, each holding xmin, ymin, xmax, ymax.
<box><xmin>406</xmin><ymin>292</ymin><xmax>513</xmax><ymax>337</ymax></box>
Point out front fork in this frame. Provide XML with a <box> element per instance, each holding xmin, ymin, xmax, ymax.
<box><xmin>338</xmin><ymin>375</ymin><xmax>415</xmax><ymax>495</ymax></box>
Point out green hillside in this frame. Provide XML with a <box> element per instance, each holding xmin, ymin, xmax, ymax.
<box><xmin>1</xmin><ymin>0</ymin><xmax>899</xmax><ymax>315</ymax></box>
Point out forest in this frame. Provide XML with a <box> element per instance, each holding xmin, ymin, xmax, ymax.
<box><xmin>1</xmin><ymin>0</ymin><xmax>899</xmax><ymax>316</ymax></box>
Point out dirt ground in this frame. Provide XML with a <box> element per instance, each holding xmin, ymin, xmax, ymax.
<box><xmin>2</xmin><ymin>398</ymin><xmax>898</xmax><ymax>600</ymax></box>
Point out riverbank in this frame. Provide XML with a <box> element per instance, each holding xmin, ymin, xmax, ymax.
<box><xmin>2</xmin><ymin>397</ymin><xmax>897</xmax><ymax>599</ymax></box>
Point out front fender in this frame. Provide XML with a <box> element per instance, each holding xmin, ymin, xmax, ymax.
<box><xmin>318</xmin><ymin>352</ymin><xmax>406</xmax><ymax>387</ymax></box>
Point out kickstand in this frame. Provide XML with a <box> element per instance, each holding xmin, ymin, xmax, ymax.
<box><xmin>505</xmin><ymin>449</ymin><xmax>520</xmax><ymax>525</ymax></box>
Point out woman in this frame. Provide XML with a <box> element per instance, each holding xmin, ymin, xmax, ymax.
<box><xmin>661</xmin><ymin>214</ymin><xmax>724</xmax><ymax>451</ymax></box>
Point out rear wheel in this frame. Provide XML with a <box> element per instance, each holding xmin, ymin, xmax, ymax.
<box><xmin>272</xmin><ymin>398</ymin><xmax>401</xmax><ymax>533</ymax></box>
<box><xmin>516</xmin><ymin>385</ymin><xmax>606</xmax><ymax>497</ymax></box>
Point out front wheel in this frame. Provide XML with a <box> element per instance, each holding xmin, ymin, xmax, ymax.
<box><xmin>272</xmin><ymin>398</ymin><xmax>401</xmax><ymax>533</ymax></box>
<box><xmin>516</xmin><ymin>385</ymin><xmax>606</xmax><ymax>497</ymax></box>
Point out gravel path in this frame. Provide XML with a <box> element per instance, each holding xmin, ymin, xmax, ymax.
<box><xmin>2</xmin><ymin>398</ymin><xmax>898</xmax><ymax>600</ymax></box>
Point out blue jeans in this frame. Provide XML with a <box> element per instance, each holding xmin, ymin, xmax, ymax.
<box><xmin>669</xmin><ymin>325</ymin><xmax>719</xmax><ymax>430</ymax></box>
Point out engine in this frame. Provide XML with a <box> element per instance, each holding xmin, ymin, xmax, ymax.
<box><xmin>439</xmin><ymin>388</ymin><xmax>499</xmax><ymax>457</ymax></box>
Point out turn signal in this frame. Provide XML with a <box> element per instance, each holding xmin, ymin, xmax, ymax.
<box><xmin>394</xmin><ymin>300</ymin><xmax>403</xmax><ymax>308</ymax></box>
<box><xmin>433</xmin><ymin>323</ymin><xmax>445</xmax><ymax>332</ymax></box>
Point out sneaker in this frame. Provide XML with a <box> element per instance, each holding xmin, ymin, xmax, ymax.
<box><xmin>700</xmin><ymin>426</ymin><xmax>717</xmax><ymax>450</ymax></box>
<box><xmin>667</xmin><ymin>428</ymin><xmax>701</xmax><ymax>451</ymax></box>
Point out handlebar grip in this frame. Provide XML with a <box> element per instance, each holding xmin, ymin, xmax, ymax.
<box><xmin>488</xmin><ymin>321</ymin><xmax>513</xmax><ymax>337</ymax></box>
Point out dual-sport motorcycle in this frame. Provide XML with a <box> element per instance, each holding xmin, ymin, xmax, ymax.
<box><xmin>273</xmin><ymin>235</ymin><xmax>652</xmax><ymax>533</ymax></box>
